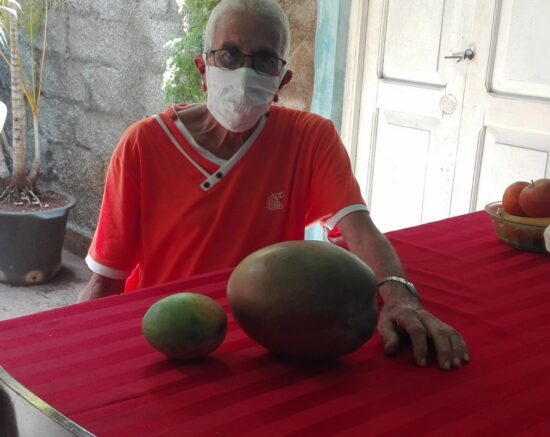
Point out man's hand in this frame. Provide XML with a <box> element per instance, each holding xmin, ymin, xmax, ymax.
<box><xmin>336</xmin><ymin>210</ymin><xmax>470</xmax><ymax>370</ymax></box>
<box><xmin>377</xmin><ymin>298</ymin><xmax>470</xmax><ymax>370</ymax></box>
<box><xmin>78</xmin><ymin>273</ymin><xmax>125</xmax><ymax>302</ymax></box>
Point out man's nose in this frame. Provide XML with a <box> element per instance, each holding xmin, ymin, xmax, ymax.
<box><xmin>242</xmin><ymin>54</ymin><xmax>255</xmax><ymax>69</ymax></box>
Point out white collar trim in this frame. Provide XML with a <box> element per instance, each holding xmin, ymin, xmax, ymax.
<box><xmin>173</xmin><ymin>115</ymin><xmax>228</xmax><ymax>167</ymax></box>
<box><xmin>153</xmin><ymin>111</ymin><xmax>267</xmax><ymax>191</ymax></box>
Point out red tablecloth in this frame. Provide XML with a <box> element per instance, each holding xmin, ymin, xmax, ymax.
<box><xmin>1</xmin><ymin>212</ymin><xmax>549</xmax><ymax>436</ymax></box>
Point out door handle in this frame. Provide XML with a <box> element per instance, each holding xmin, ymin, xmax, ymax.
<box><xmin>444</xmin><ymin>49</ymin><xmax>475</xmax><ymax>63</ymax></box>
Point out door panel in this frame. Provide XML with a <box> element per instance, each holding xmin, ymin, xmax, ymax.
<box><xmin>467</xmin><ymin>0</ymin><xmax>550</xmax><ymax>210</ymax></box>
<box><xmin>490</xmin><ymin>0</ymin><xmax>550</xmax><ymax>99</ymax></box>
<box><xmin>475</xmin><ymin>128</ymin><xmax>550</xmax><ymax>210</ymax></box>
<box><xmin>371</xmin><ymin>111</ymin><xmax>431</xmax><ymax>230</ymax></box>
<box><xmin>345</xmin><ymin>0</ymin><xmax>550</xmax><ymax>231</ymax></box>
<box><xmin>355</xmin><ymin>0</ymin><xmax>474</xmax><ymax>232</ymax></box>
<box><xmin>383</xmin><ymin>0</ymin><xmax>446</xmax><ymax>85</ymax></box>
<box><xmin>377</xmin><ymin>82</ymin><xmax>444</xmax><ymax>118</ymax></box>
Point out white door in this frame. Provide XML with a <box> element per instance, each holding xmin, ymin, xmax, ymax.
<box><xmin>452</xmin><ymin>0</ymin><xmax>550</xmax><ymax>213</ymax></box>
<box><xmin>343</xmin><ymin>0</ymin><xmax>550</xmax><ymax>232</ymax></box>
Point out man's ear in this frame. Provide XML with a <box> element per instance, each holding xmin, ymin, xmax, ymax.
<box><xmin>194</xmin><ymin>55</ymin><xmax>207</xmax><ymax>92</ymax></box>
<box><xmin>273</xmin><ymin>70</ymin><xmax>293</xmax><ymax>102</ymax></box>
<box><xmin>279</xmin><ymin>69</ymin><xmax>293</xmax><ymax>90</ymax></box>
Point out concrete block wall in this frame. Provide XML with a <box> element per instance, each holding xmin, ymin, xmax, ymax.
<box><xmin>0</xmin><ymin>0</ymin><xmax>316</xmax><ymax>257</ymax></box>
<box><xmin>39</xmin><ymin>0</ymin><xmax>183</xmax><ymax>251</ymax></box>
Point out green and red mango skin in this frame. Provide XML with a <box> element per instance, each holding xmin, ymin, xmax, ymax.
<box><xmin>227</xmin><ymin>240</ymin><xmax>378</xmax><ymax>360</ymax></box>
<box><xmin>142</xmin><ymin>293</ymin><xmax>227</xmax><ymax>360</ymax></box>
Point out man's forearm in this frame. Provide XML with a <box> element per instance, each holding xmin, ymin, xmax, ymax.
<box><xmin>79</xmin><ymin>273</ymin><xmax>125</xmax><ymax>302</ymax></box>
<box><xmin>347</xmin><ymin>232</ymin><xmax>417</xmax><ymax>305</ymax></box>
<box><xmin>337</xmin><ymin>211</ymin><xmax>418</xmax><ymax>305</ymax></box>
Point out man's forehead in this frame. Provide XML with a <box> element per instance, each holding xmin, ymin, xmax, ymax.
<box><xmin>212</xmin><ymin>10</ymin><xmax>285</xmax><ymax>56</ymax></box>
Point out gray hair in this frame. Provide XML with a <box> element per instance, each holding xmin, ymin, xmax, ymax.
<box><xmin>204</xmin><ymin>0</ymin><xmax>291</xmax><ymax>60</ymax></box>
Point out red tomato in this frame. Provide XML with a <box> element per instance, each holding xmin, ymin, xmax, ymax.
<box><xmin>502</xmin><ymin>181</ymin><xmax>529</xmax><ymax>216</ymax></box>
<box><xmin>519</xmin><ymin>178</ymin><xmax>550</xmax><ymax>217</ymax></box>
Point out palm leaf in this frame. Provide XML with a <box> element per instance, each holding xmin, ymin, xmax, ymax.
<box><xmin>0</xmin><ymin>2</ymin><xmax>20</xmax><ymax>46</ymax></box>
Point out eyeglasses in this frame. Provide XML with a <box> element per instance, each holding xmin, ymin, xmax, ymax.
<box><xmin>206</xmin><ymin>49</ymin><xmax>287</xmax><ymax>76</ymax></box>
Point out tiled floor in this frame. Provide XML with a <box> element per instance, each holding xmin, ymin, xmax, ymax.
<box><xmin>0</xmin><ymin>250</ymin><xmax>91</xmax><ymax>321</ymax></box>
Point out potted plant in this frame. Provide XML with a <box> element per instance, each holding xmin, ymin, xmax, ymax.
<box><xmin>0</xmin><ymin>0</ymin><xmax>75</xmax><ymax>285</ymax></box>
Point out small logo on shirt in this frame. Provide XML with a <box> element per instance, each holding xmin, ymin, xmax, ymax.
<box><xmin>267</xmin><ymin>192</ymin><xmax>285</xmax><ymax>211</ymax></box>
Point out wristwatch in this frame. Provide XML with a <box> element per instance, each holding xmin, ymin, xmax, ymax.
<box><xmin>377</xmin><ymin>276</ymin><xmax>420</xmax><ymax>300</ymax></box>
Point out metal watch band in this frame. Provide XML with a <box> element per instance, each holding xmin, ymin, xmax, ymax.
<box><xmin>377</xmin><ymin>276</ymin><xmax>420</xmax><ymax>300</ymax></box>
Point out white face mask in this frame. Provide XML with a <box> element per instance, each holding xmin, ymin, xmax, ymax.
<box><xmin>205</xmin><ymin>66</ymin><xmax>282</xmax><ymax>132</ymax></box>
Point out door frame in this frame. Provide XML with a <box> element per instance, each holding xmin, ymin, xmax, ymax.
<box><xmin>341</xmin><ymin>0</ymin><xmax>376</xmax><ymax>204</ymax></box>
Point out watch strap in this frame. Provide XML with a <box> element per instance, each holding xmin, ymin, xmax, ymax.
<box><xmin>377</xmin><ymin>276</ymin><xmax>420</xmax><ymax>300</ymax></box>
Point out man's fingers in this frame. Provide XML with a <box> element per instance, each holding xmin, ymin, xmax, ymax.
<box><xmin>433</xmin><ymin>334</ymin><xmax>453</xmax><ymax>370</ymax></box>
<box><xmin>377</xmin><ymin>318</ymin><xmax>400</xmax><ymax>356</ymax></box>
<box><xmin>379</xmin><ymin>309</ymin><xmax>430</xmax><ymax>366</ymax></box>
<box><xmin>379</xmin><ymin>305</ymin><xmax>470</xmax><ymax>370</ymax></box>
<box><xmin>422</xmin><ymin>317</ymin><xmax>469</xmax><ymax>370</ymax></box>
<box><xmin>450</xmin><ymin>331</ymin><xmax>469</xmax><ymax>367</ymax></box>
<box><xmin>401</xmin><ymin>316</ymin><xmax>429</xmax><ymax>367</ymax></box>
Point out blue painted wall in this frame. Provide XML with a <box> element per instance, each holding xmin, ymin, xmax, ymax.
<box><xmin>310</xmin><ymin>0</ymin><xmax>353</xmax><ymax>133</ymax></box>
<box><xmin>306</xmin><ymin>0</ymin><xmax>353</xmax><ymax>241</ymax></box>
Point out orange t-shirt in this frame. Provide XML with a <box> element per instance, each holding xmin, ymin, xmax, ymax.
<box><xmin>87</xmin><ymin>105</ymin><xmax>367</xmax><ymax>290</ymax></box>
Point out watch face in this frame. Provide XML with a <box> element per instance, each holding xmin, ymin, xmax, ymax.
<box><xmin>406</xmin><ymin>282</ymin><xmax>417</xmax><ymax>292</ymax></box>
<box><xmin>404</xmin><ymin>282</ymin><xmax>419</xmax><ymax>299</ymax></box>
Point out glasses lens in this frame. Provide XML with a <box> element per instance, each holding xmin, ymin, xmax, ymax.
<box><xmin>213</xmin><ymin>50</ymin><xmax>243</xmax><ymax>70</ymax></box>
<box><xmin>254</xmin><ymin>54</ymin><xmax>283</xmax><ymax>76</ymax></box>
<box><xmin>211</xmin><ymin>49</ymin><xmax>284</xmax><ymax>76</ymax></box>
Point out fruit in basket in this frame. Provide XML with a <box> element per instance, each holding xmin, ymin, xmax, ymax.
<box><xmin>502</xmin><ymin>181</ymin><xmax>529</xmax><ymax>216</ymax></box>
<box><xmin>518</xmin><ymin>178</ymin><xmax>550</xmax><ymax>218</ymax></box>
<box><xmin>227</xmin><ymin>241</ymin><xmax>378</xmax><ymax>360</ymax></box>
<box><xmin>142</xmin><ymin>293</ymin><xmax>227</xmax><ymax>360</ymax></box>
<box><xmin>485</xmin><ymin>202</ymin><xmax>550</xmax><ymax>253</ymax></box>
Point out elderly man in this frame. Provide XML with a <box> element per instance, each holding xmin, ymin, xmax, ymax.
<box><xmin>80</xmin><ymin>0</ymin><xmax>469</xmax><ymax>371</ymax></box>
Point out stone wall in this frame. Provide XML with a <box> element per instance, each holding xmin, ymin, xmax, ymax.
<box><xmin>0</xmin><ymin>0</ymin><xmax>316</xmax><ymax>256</ymax></box>
<box><xmin>279</xmin><ymin>0</ymin><xmax>317</xmax><ymax>110</ymax></box>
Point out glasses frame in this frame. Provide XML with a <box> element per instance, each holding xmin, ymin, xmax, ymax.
<box><xmin>206</xmin><ymin>49</ymin><xmax>287</xmax><ymax>76</ymax></box>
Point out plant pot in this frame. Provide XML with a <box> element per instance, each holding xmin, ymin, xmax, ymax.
<box><xmin>0</xmin><ymin>194</ymin><xmax>76</xmax><ymax>285</ymax></box>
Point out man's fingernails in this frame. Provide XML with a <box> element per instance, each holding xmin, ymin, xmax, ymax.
<box><xmin>463</xmin><ymin>353</ymin><xmax>470</xmax><ymax>362</ymax></box>
<box><xmin>419</xmin><ymin>358</ymin><xmax>427</xmax><ymax>367</ymax></box>
<box><xmin>443</xmin><ymin>360</ymin><xmax>451</xmax><ymax>370</ymax></box>
<box><xmin>453</xmin><ymin>357</ymin><xmax>461</xmax><ymax>368</ymax></box>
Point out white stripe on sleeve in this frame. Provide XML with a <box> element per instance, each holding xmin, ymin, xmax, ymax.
<box><xmin>322</xmin><ymin>204</ymin><xmax>370</xmax><ymax>230</ymax></box>
<box><xmin>85</xmin><ymin>255</ymin><xmax>130</xmax><ymax>280</ymax></box>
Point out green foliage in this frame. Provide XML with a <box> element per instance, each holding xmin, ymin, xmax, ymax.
<box><xmin>162</xmin><ymin>0</ymin><xmax>220</xmax><ymax>105</ymax></box>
